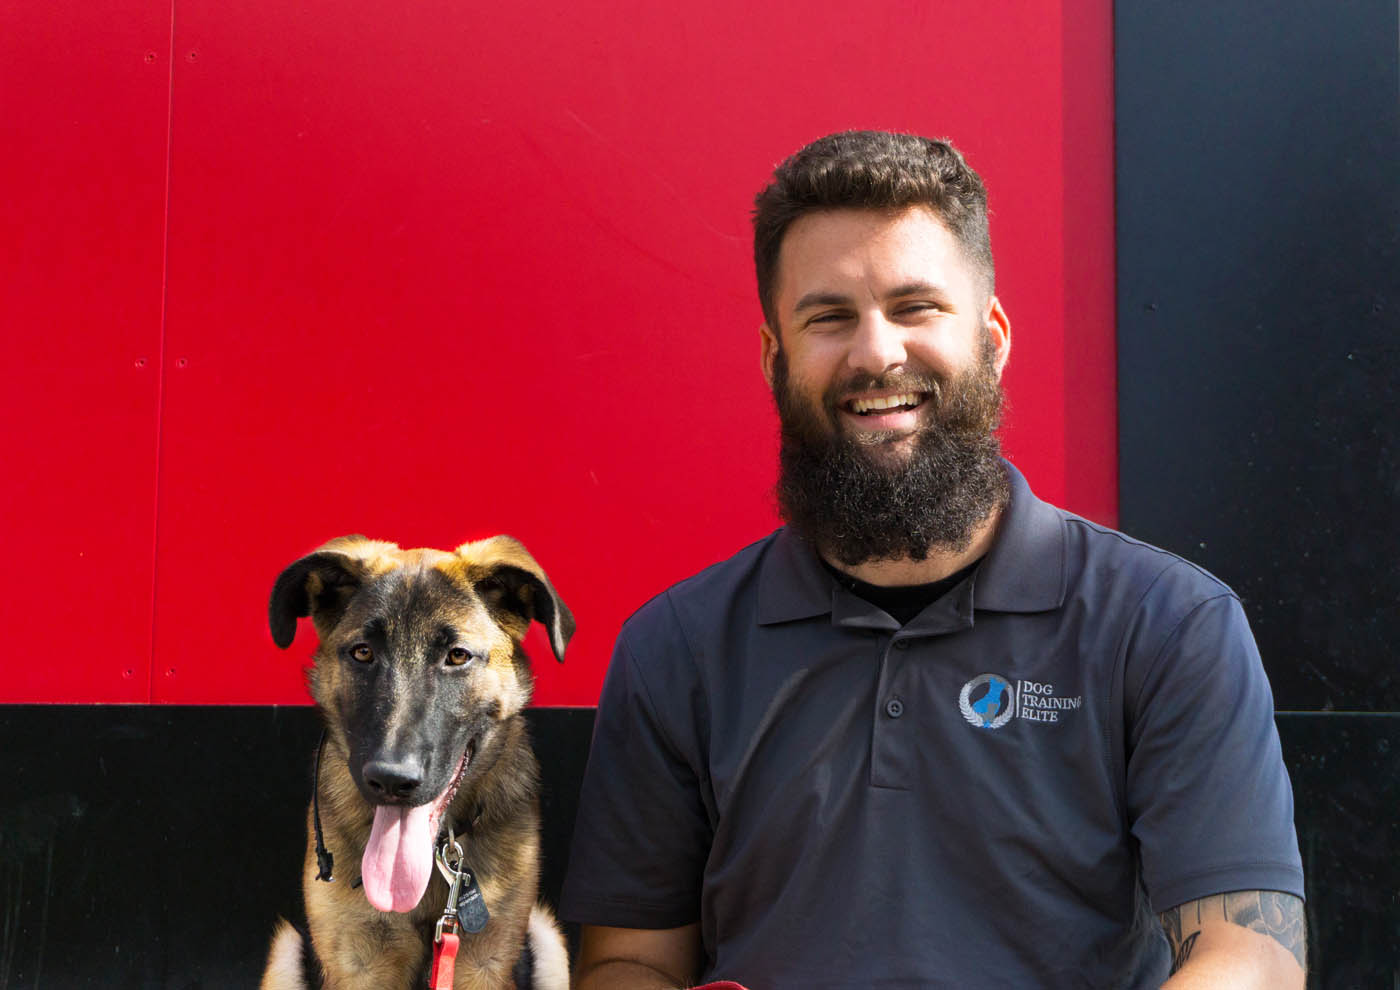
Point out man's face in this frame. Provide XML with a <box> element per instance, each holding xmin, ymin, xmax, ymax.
<box><xmin>760</xmin><ymin>206</ymin><xmax>1010</xmax><ymax>462</ymax></box>
<box><xmin>760</xmin><ymin>206</ymin><xmax>1013</xmax><ymax>565</ymax></box>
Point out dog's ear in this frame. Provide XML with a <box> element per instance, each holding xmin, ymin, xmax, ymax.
<box><xmin>268</xmin><ymin>536</ymin><xmax>397</xmax><ymax>648</ymax></box>
<box><xmin>456</xmin><ymin>536</ymin><xmax>575</xmax><ymax>663</ymax></box>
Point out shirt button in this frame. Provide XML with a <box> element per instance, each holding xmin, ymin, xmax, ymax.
<box><xmin>894</xmin><ymin>640</ymin><xmax>910</xmax><ymax>650</ymax></box>
<box><xmin>885</xmin><ymin>697</ymin><xmax>905</xmax><ymax>718</ymax></box>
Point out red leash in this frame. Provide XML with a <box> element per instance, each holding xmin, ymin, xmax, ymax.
<box><xmin>429</xmin><ymin>930</ymin><xmax>459</xmax><ymax>989</ymax></box>
<box><xmin>428</xmin><ymin>830</ymin><xmax>478</xmax><ymax>989</ymax></box>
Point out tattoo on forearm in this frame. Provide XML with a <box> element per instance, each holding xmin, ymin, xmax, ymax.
<box><xmin>1222</xmin><ymin>890</ymin><xmax>1307</xmax><ymax>970</ymax></box>
<box><xmin>1160</xmin><ymin>906</ymin><xmax>1199</xmax><ymax>974</ymax></box>
<box><xmin>1158</xmin><ymin>890</ymin><xmax>1306</xmax><ymax>973</ymax></box>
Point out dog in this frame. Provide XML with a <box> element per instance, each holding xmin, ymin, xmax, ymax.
<box><xmin>259</xmin><ymin>534</ymin><xmax>573</xmax><ymax>990</ymax></box>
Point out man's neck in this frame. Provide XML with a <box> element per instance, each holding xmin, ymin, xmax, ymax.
<box><xmin>817</xmin><ymin>505</ymin><xmax>1005</xmax><ymax>588</ymax></box>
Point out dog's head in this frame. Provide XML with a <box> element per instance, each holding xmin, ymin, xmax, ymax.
<box><xmin>268</xmin><ymin>534</ymin><xmax>573</xmax><ymax>912</ymax></box>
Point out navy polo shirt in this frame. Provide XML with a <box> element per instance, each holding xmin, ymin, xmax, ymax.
<box><xmin>560</xmin><ymin>463</ymin><xmax>1303</xmax><ymax>988</ymax></box>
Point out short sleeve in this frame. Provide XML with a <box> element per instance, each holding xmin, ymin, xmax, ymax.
<box><xmin>1125</xmin><ymin>590</ymin><xmax>1305</xmax><ymax>912</ymax></box>
<box><xmin>558</xmin><ymin>607</ymin><xmax>713</xmax><ymax>929</ymax></box>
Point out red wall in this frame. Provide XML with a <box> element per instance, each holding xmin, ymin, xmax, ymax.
<box><xmin>2</xmin><ymin>0</ymin><xmax>1115</xmax><ymax>705</ymax></box>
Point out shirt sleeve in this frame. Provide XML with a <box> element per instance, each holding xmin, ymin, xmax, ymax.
<box><xmin>1124</xmin><ymin>588</ymin><xmax>1305</xmax><ymax>912</ymax></box>
<box><xmin>558</xmin><ymin>601</ymin><xmax>713</xmax><ymax>929</ymax></box>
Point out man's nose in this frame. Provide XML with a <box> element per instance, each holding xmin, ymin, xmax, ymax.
<box><xmin>847</xmin><ymin>313</ymin><xmax>907</xmax><ymax>376</ymax></box>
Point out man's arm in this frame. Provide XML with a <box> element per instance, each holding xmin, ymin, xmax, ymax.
<box><xmin>573</xmin><ymin>922</ymin><xmax>702</xmax><ymax>990</ymax></box>
<box><xmin>1159</xmin><ymin>890</ymin><xmax>1306</xmax><ymax>989</ymax></box>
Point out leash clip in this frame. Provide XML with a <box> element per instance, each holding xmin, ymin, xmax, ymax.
<box><xmin>434</xmin><ymin>832</ymin><xmax>466</xmax><ymax>943</ymax></box>
<box><xmin>434</xmin><ymin>912</ymin><xmax>460</xmax><ymax>943</ymax></box>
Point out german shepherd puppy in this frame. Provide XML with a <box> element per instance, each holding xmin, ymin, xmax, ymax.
<box><xmin>260</xmin><ymin>535</ymin><xmax>572</xmax><ymax>990</ymax></box>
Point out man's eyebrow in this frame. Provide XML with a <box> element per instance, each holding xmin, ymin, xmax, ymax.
<box><xmin>793</xmin><ymin>291</ymin><xmax>851</xmax><ymax>313</ymax></box>
<box><xmin>887</xmin><ymin>280</ymin><xmax>950</xmax><ymax>298</ymax></box>
<box><xmin>792</xmin><ymin>282</ymin><xmax>951</xmax><ymax>313</ymax></box>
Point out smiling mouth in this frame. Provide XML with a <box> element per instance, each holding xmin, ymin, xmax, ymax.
<box><xmin>431</xmin><ymin>734</ymin><xmax>477</xmax><ymax>823</ymax></box>
<box><xmin>844</xmin><ymin>392</ymin><xmax>928</xmax><ymax>416</ymax></box>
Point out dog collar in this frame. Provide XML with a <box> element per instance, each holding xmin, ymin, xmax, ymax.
<box><xmin>312</xmin><ymin>729</ymin><xmax>335</xmax><ymax>882</ymax></box>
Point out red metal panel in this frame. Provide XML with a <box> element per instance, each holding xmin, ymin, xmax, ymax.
<box><xmin>149</xmin><ymin>0</ymin><xmax>1103</xmax><ymax>706</ymax></box>
<box><xmin>1062</xmin><ymin>0</ymin><xmax>1119</xmax><ymax>527</ymax></box>
<box><xmin>0</xmin><ymin>0</ymin><xmax>1114</xmax><ymax>705</ymax></box>
<box><xmin>0</xmin><ymin>0</ymin><xmax>171</xmax><ymax>701</ymax></box>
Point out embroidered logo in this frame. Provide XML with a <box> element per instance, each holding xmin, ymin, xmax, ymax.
<box><xmin>959</xmin><ymin>674</ymin><xmax>1082</xmax><ymax>729</ymax></box>
<box><xmin>959</xmin><ymin>673</ymin><xmax>1016</xmax><ymax>729</ymax></box>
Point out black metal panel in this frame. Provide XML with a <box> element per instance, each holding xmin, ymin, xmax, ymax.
<box><xmin>1116</xmin><ymin>0</ymin><xmax>1400</xmax><ymax>711</ymax></box>
<box><xmin>1279</xmin><ymin>712</ymin><xmax>1400</xmax><ymax>989</ymax></box>
<box><xmin>2</xmin><ymin>706</ymin><xmax>1395</xmax><ymax>987</ymax></box>
<box><xmin>0</xmin><ymin>705</ymin><xmax>592</xmax><ymax>989</ymax></box>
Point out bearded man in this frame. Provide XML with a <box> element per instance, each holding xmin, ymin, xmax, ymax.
<box><xmin>560</xmin><ymin>131</ymin><xmax>1306</xmax><ymax>989</ymax></box>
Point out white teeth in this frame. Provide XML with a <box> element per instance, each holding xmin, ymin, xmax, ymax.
<box><xmin>851</xmin><ymin>392</ymin><xmax>921</xmax><ymax>414</ymax></box>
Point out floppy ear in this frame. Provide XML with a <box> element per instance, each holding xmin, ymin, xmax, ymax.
<box><xmin>268</xmin><ymin>536</ymin><xmax>390</xmax><ymax>648</ymax></box>
<box><xmin>457</xmin><ymin>536</ymin><xmax>575</xmax><ymax>663</ymax></box>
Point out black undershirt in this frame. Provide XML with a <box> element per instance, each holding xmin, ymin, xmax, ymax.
<box><xmin>820</xmin><ymin>556</ymin><xmax>983</xmax><ymax>626</ymax></box>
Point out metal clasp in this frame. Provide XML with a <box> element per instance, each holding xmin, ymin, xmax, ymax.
<box><xmin>433</xmin><ymin>830</ymin><xmax>465</xmax><ymax>943</ymax></box>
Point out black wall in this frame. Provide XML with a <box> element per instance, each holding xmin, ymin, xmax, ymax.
<box><xmin>1116</xmin><ymin>0</ymin><xmax>1400</xmax><ymax>985</ymax></box>
<box><xmin>4</xmin><ymin>709</ymin><xmax>1391</xmax><ymax>986</ymax></box>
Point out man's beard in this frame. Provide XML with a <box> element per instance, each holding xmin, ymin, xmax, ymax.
<box><xmin>772</xmin><ymin>336</ymin><xmax>1010</xmax><ymax>567</ymax></box>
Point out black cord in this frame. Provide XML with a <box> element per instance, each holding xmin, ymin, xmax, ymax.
<box><xmin>312</xmin><ymin>729</ymin><xmax>335</xmax><ymax>882</ymax></box>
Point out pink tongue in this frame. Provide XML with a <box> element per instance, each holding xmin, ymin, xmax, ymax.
<box><xmin>361</xmin><ymin>802</ymin><xmax>436</xmax><ymax>912</ymax></box>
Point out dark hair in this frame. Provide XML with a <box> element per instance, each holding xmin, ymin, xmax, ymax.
<box><xmin>752</xmin><ymin>130</ymin><xmax>994</xmax><ymax>327</ymax></box>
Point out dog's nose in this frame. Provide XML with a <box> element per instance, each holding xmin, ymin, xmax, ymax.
<box><xmin>362</xmin><ymin>760</ymin><xmax>424</xmax><ymax>801</ymax></box>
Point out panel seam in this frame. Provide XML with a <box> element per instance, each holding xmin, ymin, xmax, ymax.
<box><xmin>148</xmin><ymin>0</ymin><xmax>178</xmax><ymax>703</ymax></box>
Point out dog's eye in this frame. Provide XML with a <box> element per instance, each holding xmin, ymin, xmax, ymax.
<box><xmin>446</xmin><ymin>646</ymin><xmax>474</xmax><ymax>667</ymax></box>
<box><xmin>350</xmin><ymin>643</ymin><xmax>373</xmax><ymax>663</ymax></box>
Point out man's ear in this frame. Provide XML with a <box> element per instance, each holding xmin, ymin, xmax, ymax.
<box><xmin>455</xmin><ymin>536</ymin><xmax>574</xmax><ymax>663</ymax></box>
<box><xmin>760</xmin><ymin>321</ymin><xmax>781</xmax><ymax>389</ymax></box>
<box><xmin>986</xmin><ymin>296</ymin><xmax>1011</xmax><ymax>378</ymax></box>
<box><xmin>268</xmin><ymin>536</ymin><xmax>389</xmax><ymax>648</ymax></box>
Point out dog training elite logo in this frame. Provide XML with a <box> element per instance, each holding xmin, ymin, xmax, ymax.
<box><xmin>959</xmin><ymin>673</ymin><xmax>1016</xmax><ymax>729</ymax></box>
<box><xmin>959</xmin><ymin>674</ymin><xmax>1083</xmax><ymax>729</ymax></box>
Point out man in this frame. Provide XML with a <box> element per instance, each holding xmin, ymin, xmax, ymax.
<box><xmin>560</xmin><ymin>131</ymin><xmax>1306</xmax><ymax>988</ymax></box>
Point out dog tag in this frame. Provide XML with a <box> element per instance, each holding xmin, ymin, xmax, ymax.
<box><xmin>454</xmin><ymin>870</ymin><xmax>490</xmax><ymax>933</ymax></box>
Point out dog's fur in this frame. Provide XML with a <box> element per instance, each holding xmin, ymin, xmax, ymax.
<box><xmin>260</xmin><ymin>535</ymin><xmax>573</xmax><ymax>990</ymax></box>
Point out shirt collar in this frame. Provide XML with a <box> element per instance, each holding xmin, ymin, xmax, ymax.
<box><xmin>755</xmin><ymin>459</ymin><xmax>1065</xmax><ymax>625</ymax></box>
<box><xmin>973</xmin><ymin>460</ymin><xmax>1067</xmax><ymax>613</ymax></box>
<box><xmin>755</xmin><ymin>526</ymin><xmax>833</xmax><ymax>625</ymax></box>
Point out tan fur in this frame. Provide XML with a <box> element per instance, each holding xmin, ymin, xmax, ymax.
<box><xmin>260</xmin><ymin>919</ymin><xmax>305</xmax><ymax>989</ymax></box>
<box><xmin>262</xmin><ymin>535</ymin><xmax>571</xmax><ymax>990</ymax></box>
